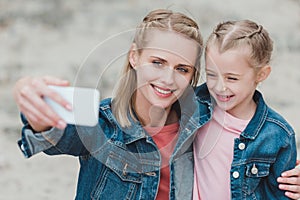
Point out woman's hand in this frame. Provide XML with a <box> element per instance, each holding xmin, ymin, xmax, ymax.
<box><xmin>13</xmin><ymin>76</ymin><xmax>71</xmax><ymax>132</ymax></box>
<box><xmin>278</xmin><ymin>160</ymin><xmax>300</xmax><ymax>199</ymax></box>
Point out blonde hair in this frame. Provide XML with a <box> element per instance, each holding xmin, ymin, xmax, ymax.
<box><xmin>112</xmin><ymin>9</ymin><xmax>203</xmax><ymax>127</ymax></box>
<box><xmin>206</xmin><ymin>20</ymin><xmax>273</xmax><ymax>68</ymax></box>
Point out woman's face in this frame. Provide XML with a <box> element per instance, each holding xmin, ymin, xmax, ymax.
<box><xmin>131</xmin><ymin>30</ymin><xmax>199</xmax><ymax>112</ymax></box>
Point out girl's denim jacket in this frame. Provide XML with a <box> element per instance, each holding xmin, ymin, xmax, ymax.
<box><xmin>17</xmin><ymin>84</ymin><xmax>213</xmax><ymax>200</ymax></box>
<box><xmin>199</xmin><ymin>84</ymin><xmax>297</xmax><ymax>199</ymax></box>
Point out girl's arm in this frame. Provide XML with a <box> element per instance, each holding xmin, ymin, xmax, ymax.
<box><xmin>278</xmin><ymin>160</ymin><xmax>300</xmax><ymax>199</ymax></box>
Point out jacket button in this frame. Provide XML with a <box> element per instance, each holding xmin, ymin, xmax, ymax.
<box><xmin>251</xmin><ymin>164</ymin><xmax>258</xmax><ymax>175</ymax></box>
<box><xmin>20</xmin><ymin>144</ymin><xmax>25</xmax><ymax>151</ymax></box>
<box><xmin>238</xmin><ymin>143</ymin><xmax>245</xmax><ymax>150</ymax></box>
<box><xmin>145</xmin><ymin>172</ymin><xmax>156</xmax><ymax>176</ymax></box>
<box><xmin>232</xmin><ymin>171</ymin><xmax>240</xmax><ymax>178</ymax></box>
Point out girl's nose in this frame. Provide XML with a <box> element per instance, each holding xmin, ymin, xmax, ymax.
<box><xmin>215</xmin><ymin>76</ymin><xmax>226</xmax><ymax>92</ymax></box>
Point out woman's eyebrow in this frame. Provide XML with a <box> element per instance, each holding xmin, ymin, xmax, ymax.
<box><xmin>177</xmin><ymin>64</ymin><xmax>194</xmax><ymax>68</ymax></box>
<box><xmin>150</xmin><ymin>56</ymin><xmax>167</xmax><ymax>62</ymax></box>
<box><xmin>150</xmin><ymin>56</ymin><xmax>194</xmax><ymax>68</ymax></box>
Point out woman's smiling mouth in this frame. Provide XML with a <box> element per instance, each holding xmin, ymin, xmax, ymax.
<box><xmin>152</xmin><ymin>84</ymin><xmax>176</xmax><ymax>97</ymax></box>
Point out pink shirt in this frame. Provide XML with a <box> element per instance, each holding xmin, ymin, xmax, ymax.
<box><xmin>193</xmin><ymin>106</ymin><xmax>249</xmax><ymax>200</ymax></box>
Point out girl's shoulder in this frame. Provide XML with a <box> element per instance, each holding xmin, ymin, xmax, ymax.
<box><xmin>265</xmin><ymin>106</ymin><xmax>295</xmax><ymax>136</ymax></box>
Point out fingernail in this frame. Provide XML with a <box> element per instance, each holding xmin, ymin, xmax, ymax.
<box><xmin>57</xmin><ymin>120</ymin><xmax>66</xmax><ymax>129</ymax></box>
<box><xmin>277</xmin><ymin>177</ymin><xmax>282</xmax><ymax>182</ymax></box>
<box><xmin>66</xmin><ymin>104</ymin><xmax>72</xmax><ymax>111</ymax></box>
<box><xmin>278</xmin><ymin>184</ymin><xmax>284</xmax><ymax>189</ymax></box>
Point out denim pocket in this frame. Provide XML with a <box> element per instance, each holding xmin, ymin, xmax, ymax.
<box><xmin>91</xmin><ymin>152</ymin><xmax>142</xmax><ymax>200</ymax></box>
<box><xmin>243</xmin><ymin>162</ymin><xmax>270</xmax><ymax>194</ymax></box>
<box><xmin>105</xmin><ymin>152</ymin><xmax>142</xmax><ymax>182</ymax></box>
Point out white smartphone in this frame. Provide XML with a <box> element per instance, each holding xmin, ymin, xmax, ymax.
<box><xmin>44</xmin><ymin>85</ymin><xmax>100</xmax><ymax>126</ymax></box>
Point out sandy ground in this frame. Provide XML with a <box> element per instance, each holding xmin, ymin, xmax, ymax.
<box><xmin>0</xmin><ymin>0</ymin><xmax>299</xmax><ymax>199</ymax></box>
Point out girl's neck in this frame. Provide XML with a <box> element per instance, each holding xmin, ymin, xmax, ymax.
<box><xmin>226</xmin><ymin>99</ymin><xmax>257</xmax><ymax>120</ymax></box>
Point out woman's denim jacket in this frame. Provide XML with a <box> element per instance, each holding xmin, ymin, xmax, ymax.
<box><xmin>17</xmin><ymin>84</ymin><xmax>213</xmax><ymax>200</ymax></box>
<box><xmin>17</xmin><ymin>84</ymin><xmax>296</xmax><ymax>199</ymax></box>
<box><xmin>199</xmin><ymin>84</ymin><xmax>297</xmax><ymax>199</ymax></box>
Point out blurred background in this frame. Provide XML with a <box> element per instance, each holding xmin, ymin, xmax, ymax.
<box><xmin>0</xmin><ymin>0</ymin><xmax>299</xmax><ymax>199</ymax></box>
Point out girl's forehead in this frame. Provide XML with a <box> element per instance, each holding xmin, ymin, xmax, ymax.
<box><xmin>142</xmin><ymin>29</ymin><xmax>199</xmax><ymax>64</ymax></box>
<box><xmin>206</xmin><ymin>46</ymin><xmax>253</xmax><ymax>71</ymax></box>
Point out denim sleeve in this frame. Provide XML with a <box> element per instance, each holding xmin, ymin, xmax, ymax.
<box><xmin>270</xmin><ymin>132</ymin><xmax>297</xmax><ymax>198</ymax></box>
<box><xmin>17</xmin><ymin>124</ymin><xmax>65</xmax><ymax>158</ymax></box>
<box><xmin>17</xmin><ymin>113</ymin><xmax>109</xmax><ymax>158</ymax></box>
<box><xmin>17</xmin><ymin>113</ymin><xmax>90</xmax><ymax>158</ymax></box>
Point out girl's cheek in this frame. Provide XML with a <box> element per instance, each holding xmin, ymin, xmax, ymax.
<box><xmin>206</xmin><ymin>79</ymin><xmax>215</xmax><ymax>89</ymax></box>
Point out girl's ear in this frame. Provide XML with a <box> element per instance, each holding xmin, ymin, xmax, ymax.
<box><xmin>129</xmin><ymin>43</ymin><xmax>138</xmax><ymax>69</ymax></box>
<box><xmin>256</xmin><ymin>65</ymin><xmax>271</xmax><ymax>83</ymax></box>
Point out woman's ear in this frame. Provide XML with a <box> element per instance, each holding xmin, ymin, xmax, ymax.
<box><xmin>256</xmin><ymin>65</ymin><xmax>271</xmax><ymax>83</ymax></box>
<box><xmin>129</xmin><ymin>43</ymin><xmax>138</xmax><ymax>69</ymax></box>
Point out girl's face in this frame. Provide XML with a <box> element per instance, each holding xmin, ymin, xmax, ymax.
<box><xmin>205</xmin><ymin>46</ymin><xmax>259</xmax><ymax>119</ymax></box>
<box><xmin>131</xmin><ymin>30</ymin><xmax>198</xmax><ymax>112</ymax></box>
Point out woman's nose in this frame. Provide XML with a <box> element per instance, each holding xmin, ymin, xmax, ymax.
<box><xmin>161</xmin><ymin>67</ymin><xmax>175</xmax><ymax>85</ymax></box>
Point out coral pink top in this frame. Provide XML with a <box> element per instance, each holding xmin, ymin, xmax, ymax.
<box><xmin>144</xmin><ymin>123</ymin><xmax>179</xmax><ymax>200</ymax></box>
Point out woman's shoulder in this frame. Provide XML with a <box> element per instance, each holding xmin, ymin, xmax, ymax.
<box><xmin>98</xmin><ymin>98</ymin><xmax>116</xmax><ymax>125</ymax></box>
<box><xmin>194</xmin><ymin>83</ymin><xmax>210</xmax><ymax>98</ymax></box>
<box><xmin>99</xmin><ymin>98</ymin><xmax>112</xmax><ymax>108</ymax></box>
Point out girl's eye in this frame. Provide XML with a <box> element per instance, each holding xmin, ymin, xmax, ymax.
<box><xmin>227</xmin><ymin>77</ymin><xmax>238</xmax><ymax>81</ymax></box>
<box><xmin>206</xmin><ymin>72</ymin><xmax>216</xmax><ymax>77</ymax></box>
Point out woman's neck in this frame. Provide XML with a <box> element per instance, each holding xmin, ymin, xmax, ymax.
<box><xmin>136</xmin><ymin>105</ymin><xmax>178</xmax><ymax>127</ymax></box>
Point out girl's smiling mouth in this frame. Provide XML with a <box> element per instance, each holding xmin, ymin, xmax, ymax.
<box><xmin>216</xmin><ymin>94</ymin><xmax>234</xmax><ymax>102</ymax></box>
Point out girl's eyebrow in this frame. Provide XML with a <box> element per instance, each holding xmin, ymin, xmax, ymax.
<box><xmin>226</xmin><ymin>73</ymin><xmax>240</xmax><ymax>76</ymax></box>
<box><xmin>205</xmin><ymin>68</ymin><xmax>216</xmax><ymax>72</ymax></box>
<box><xmin>206</xmin><ymin>67</ymin><xmax>241</xmax><ymax>76</ymax></box>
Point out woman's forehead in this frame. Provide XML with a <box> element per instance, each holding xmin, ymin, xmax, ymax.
<box><xmin>142</xmin><ymin>29</ymin><xmax>199</xmax><ymax>64</ymax></box>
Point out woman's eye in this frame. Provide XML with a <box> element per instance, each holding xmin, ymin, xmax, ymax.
<box><xmin>152</xmin><ymin>60</ymin><xmax>162</xmax><ymax>66</ymax></box>
<box><xmin>176</xmin><ymin>67</ymin><xmax>189</xmax><ymax>73</ymax></box>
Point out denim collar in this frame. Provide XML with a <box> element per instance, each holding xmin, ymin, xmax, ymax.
<box><xmin>99</xmin><ymin>86</ymin><xmax>213</xmax><ymax>145</ymax></box>
<box><xmin>241</xmin><ymin>90</ymin><xmax>268</xmax><ymax>140</ymax></box>
<box><xmin>99</xmin><ymin>98</ymin><xmax>147</xmax><ymax>144</ymax></box>
<box><xmin>194</xmin><ymin>84</ymin><xmax>268</xmax><ymax>140</ymax></box>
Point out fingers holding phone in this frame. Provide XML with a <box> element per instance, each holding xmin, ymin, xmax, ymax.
<box><xmin>13</xmin><ymin>76</ymin><xmax>71</xmax><ymax>131</ymax></box>
<box><xmin>44</xmin><ymin>86</ymin><xmax>100</xmax><ymax>127</ymax></box>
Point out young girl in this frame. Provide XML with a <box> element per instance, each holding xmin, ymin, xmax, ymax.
<box><xmin>13</xmin><ymin>10</ymin><xmax>300</xmax><ymax>199</ymax></box>
<box><xmin>193</xmin><ymin>20</ymin><xmax>297</xmax><ymax>199</ymax></box>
